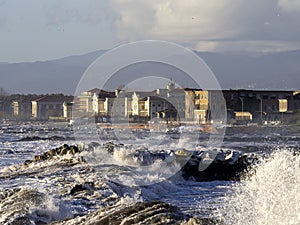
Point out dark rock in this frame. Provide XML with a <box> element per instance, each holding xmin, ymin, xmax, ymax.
<box><xmin>23</xmin><ymin>160</ymin><xmax>33</xmax><ymax>166</ymax></box>
<box><xmin>18</xmin><ymin>136</ymin><xmax>67</xmax><ymax>142</ymax></box>
<box><xmin>75</xmin><ymin>201</ymin><xmax>186</xmax><ymax>225</ymax></box>
<box><xmin>47</xmin><ymin>149</ymin><xmax>57</xmax><ymax>156</ymax></box>
<box><xmin>34</xmin><ymin>155</ymin><xmax>42</xmax><ymax>161</ymax></box>
<box><xmin>180</xmin><ymin>150</ymin><xmax>251</xmax><ymax>181</ymax></box>
<box><xmin>30</xmin><ymin>144</ymin><xmax>81</xmax><ymax>164</ymax></box>
<box><xmin>69</xmin><ymin>182</ymin><xmax>95</xmax><ymax>195</ymax></box>
<box><xmin>0</xmin><ymin>148</ymin><xmax>14</xmax><ymax>154</ymax></box>
<box><xmin>19</xmin><ymin>136</ymin><xmax>42</xmax><ymax>141</ymax></box>
<box><xmin>70</xmin><ymin>145</ymin><xmax>79</xmax><ymax>155</ymax></box>
<box><xmin>60</xmin><ymin>148</ymin><xmax>68</xmax><ymax>155</ymax></box>
<box><xmin>49</xmin><ymin>200</ymin><xmax>220</xmax><ymax>225</ymax></box>
<box><xmin>183</xmin><ymin>217</ymin><xmax>221</xmax><ymax>225</ymax></box>
<box><xmin>62</xmin><ymin>144</ymin><xmax>70</xmax><ymax>149</ymax></box>
<box><xmin>104</xmin><ymin>141</ymin><xmax>115</xmax><ymax>154</ymax></box>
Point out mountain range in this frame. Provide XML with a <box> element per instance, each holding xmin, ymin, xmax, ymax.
<box><xmin>1</xmin><ymin>49</ymin><xmax>300</xmax><ymax>94</ymax></box>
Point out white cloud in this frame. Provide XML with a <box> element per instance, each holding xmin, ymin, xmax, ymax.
<box><xmin>112</xmin><ymin>0</ymin><xmax>239</xmax><ymax>42</ymax></box>
<box><xmin>278</xmin><ymin>0</ymin><xmax>300</xmax><ymax>12</ymax></box>
<box><xmin>111</xmin><ymin>0</ymin><xmax>300</xmax><ymax>52</ymax></box>
<box><xmin>195</xmin><ymin>41</ymin><xmax>219</xmax><ymax>52</ymax></box>
<box><xmin>209</xmin><ymin>40</ymin><xmax>300</xmax><ymax>53</ymax></box>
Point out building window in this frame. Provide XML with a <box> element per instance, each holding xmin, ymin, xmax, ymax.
<box><xmin>152</xmin><ymin>104</ymin><xmax>155</xmax><ymax>107</ymax></box>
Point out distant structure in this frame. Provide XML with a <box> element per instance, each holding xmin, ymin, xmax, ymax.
<box><xmin>32</xmin><ymin>95</ymin><xmax>74</xmax><ymax>120</ymax></box>
<box><xmin>13</xmin><ymin>97</ymin><xmax>33</xmax><ymax>119</ymax></box>
<box><xmin>1</xmin><ymin>79</ymin><xmax>300</xmax><ymax>124</ymax></box>
<box><xmin>223</xmin><ymin>90</ymin><xmax>298</xmax><ymax>123</ymax></box>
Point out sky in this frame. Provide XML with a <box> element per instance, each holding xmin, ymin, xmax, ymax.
<box><xmin>1</xmin><ymin>0</ymin><xmax>300</xmax><ymax>63</ymax></box>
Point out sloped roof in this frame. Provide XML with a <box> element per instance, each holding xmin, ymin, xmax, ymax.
<box><xmin>87</xmin><ymin>88</ymin><xmax>102</xmax><ymax>94</ymax></box>
<box><xmin>134</xmin><ymin>91</ymin><xmax>156</xmax><ymax>99</ymax></box>
<box><xmin>97</xmin><ymin>90</ymin><xmax>115</xmax><ymax>99</ymax></box>
<box><xmin>33</xmin><ymin>95</ymin><xmax>74</xmax><ymax>103</ymax></box>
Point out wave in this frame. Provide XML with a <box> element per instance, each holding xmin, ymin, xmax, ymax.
<box><xmin>216</xmin><ymin>148</ymin><xmax>300</xmax><ymax>225</ymax></box>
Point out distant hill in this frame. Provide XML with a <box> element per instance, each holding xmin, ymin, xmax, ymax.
<box><xmin>0</xmin><ymin>49</ymin><xmax>299</xmax><ymax>94</ymax></box>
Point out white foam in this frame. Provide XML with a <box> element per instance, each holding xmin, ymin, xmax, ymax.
<box><xmin>216</xmin><ymin>149</ymin><xmax>300</xmax><ymax>225</ymax></box>
<box><xmin>29</xmin><ymin>194</ymin><xmax>71</xmax><ymax>223</ymax></box>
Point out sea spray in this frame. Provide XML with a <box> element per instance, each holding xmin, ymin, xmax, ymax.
<box><xmin>216</xmin><ymin>148</ymin><xmax>300</xmax><ymax>225</ymax></box>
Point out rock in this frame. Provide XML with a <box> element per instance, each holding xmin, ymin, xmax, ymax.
<box><xmin>23</xmin><ymin>160</ymin><xmax>33</xmax><ymax>166</ymax></box>
<box><xmin>69</xmin><ymin>182</ymin><xmax>95</xmax><ymax>195</ymax></box>
<box><xmin>0</xmin><ymin>189</ymin><xmax>65</xmax><ymax>225</ymax></box>
<box><xmin>104</xmin><ymin>141</ymin><xmax>115</xmax><ymax>154</ymax></box>
<box><xmin>0</xmin><ymin>148</ymin><xmax>14</xmax><ymax>154</ymax></box>
<box><xmin>60</xmin><ymin>148</ymin><xmax>68</xmax><ymax>155</ymax></box>
<box><xmin>34</xmin><ymin>155</ymin><xmax>42</xmax><ymax>161</ymax></box>
<box><xmin>50</xmin><ymin>201</ymin><xmax>188</xmax><ymax>225</ymax></box>
<box><xmin>69</xmin><ymin>145</ymin><xmax>79</xmax><ymax>155</ymax></box>
<box><xmin>47</xmin><ymin>149</ymin><xmax>57</xmax><ymax>156</ymax></box>
<box><xmin>180</xmin><ymin>150</ymin><xmax>251</xmax><ymax>181</ymax></box>
<box><xmin>30</xmin><ymin>144</ymin><xmax>81</xmax><ymax>164</ymax></box>
<box><xmin>182</xmin><ymin>217</ymin><xmax>220</xmax><ymax>225</ymax></box>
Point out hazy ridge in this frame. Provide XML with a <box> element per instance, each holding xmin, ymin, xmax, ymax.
<box><xmin>1</xmin><ymin>50</ymin><xmax>300</xmax><ymax>94</ymax></box>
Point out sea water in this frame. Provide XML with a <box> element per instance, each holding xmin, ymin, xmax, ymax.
<box><xmin>0</xmin><ymin>121</ymin><xmax>299</xmax><ymax>224</ymax></box>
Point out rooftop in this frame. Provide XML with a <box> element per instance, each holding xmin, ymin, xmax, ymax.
<box><xmin>33</xmin><ymin>95</ymin><xmax>74</xmax><ymax>103</ymax></box>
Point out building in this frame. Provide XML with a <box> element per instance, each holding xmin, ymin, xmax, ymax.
<box><xmin>184</xmin><ymin>89</ymin><xmax>209</xmax><ymax>123</ymax></box>
<box><xmin>223</xmin><ymin>90</ymin><xmax>294</xmax><ymax>122</ymax></box>
<box><xmin>63</xmin><ymin>101</ymin><xmax>73</xmax><ymax>119</ymax></box>
<box><xmin>290</xmin><ymin>92</ymin><xmax>300</xmax><ymax>111</ymax></box>
<box><xmin>32</xmin><ymin>95</ymin><xmax>74</xmax><ymax>119</ymax></box>
<box><xmin>131</xmin><ymin>91</ymin><xmax>155</xmax><ymax>118</ymax></box>
<box><xmin>12</xmin><ymin>99</ymin><xmax>32</xmax><ymax>119</ymax></box>
<box><xmin>143</xmin><ymin>96</ymin><xmax>172</xmax><ymax>119</ymax></box>
<box><xmin>75</xmin><ymin>88</ymin><xmax>102</xmax><ymax>114</ymax></box>
<box><xmin>92</xmin><ymin>90</ymin><xmax>115</xmax><ymax>116</ymax></box>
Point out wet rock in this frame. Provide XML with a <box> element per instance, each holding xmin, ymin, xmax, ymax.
<box><xmin>0</xmin><ymin>148</ymin><xmax>14</xmax><ymax>154</ymax></box>
<box><xmin>23</xmin><ymin>160</ymin><xmax>33</xmax><ymax>166</ymax></box>
<box><xmin>69</xmin><ymin>182</ymin><xmax>95</xmax><ymax>195</ymax></box>
<box><xmin>51</xmin><ymin>201</ymin><xmax>188</xmax><ymax>225</ymax></box>
<box><xmin>19</xmin><ymin>136</ymin><xmax>42</xmax><ymax>141</ymax></box>
<box><xmin>182</xmin><ymin>217</ymin><xmax>221</xmax><ymax>225</ymax></box>
<box><xmin>18</xmin><ymin>135</ymin><xmax>68</xmax><ymax>142</ymax></box>
<box><xmin>104</xmin><ymin>141</ymin><xmax>116</xmax><ymax>154</ymax></box>
<box><xmin>60</xmin><ymin>148</ymin><xmax>68</xmax><ymax>155</ymax></box>
<box><xmin>70</xmin><ymin>145</ymin><xmax>79</xmax><ymax>155</ymax></box>
<box><xmin>180</xmin><ymin>150</ymin><xmax>252</xmax><ymax>181</ymax></box>
<box><xmin>30</xmin><ymin>144</ymin><xmax>81</xmax><ymax>164</ymax></box>
<box><xmin>34</xmin><ymin>155</ymin><xmax>42</xmax><ymax>161</ymax></box>
<box><xmin>0</xmin><ymin>189</ymin><xmax>59</xmax><ymax>225</ymax></box>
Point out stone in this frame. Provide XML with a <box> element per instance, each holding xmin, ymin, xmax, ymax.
<box><xmin>34</xmin><ymin>155</ymin><xmax>42</xmax><ymax>161</ymax></box>
<box><xmin>23</xmin><ymin>160</ymin><xmax>33</xmax><ymax>166</ymax></box>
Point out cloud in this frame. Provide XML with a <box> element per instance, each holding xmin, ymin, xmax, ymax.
<box><xmin>278</xmin><ymin>0</ymin><xmax>300</xmax><ymax>12</ymax></box>
<box><xmin>44</xmin><ymin>0</ymin><xmax>114</xmax><ymax>26</ymax></box>
<box><xmin>111</xmin><ymin>0</ymin><xmax>239</xmax><ymax>42</ymax></box>
<box><xmin>0</xmin><ymin>0</ymin><xmax>7</xmax><ymax>7</ymax></box>
<box><xmin>111</xmin><ymin>0</ymin><xmax>300</xmax><ymax>52</ymax></box>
